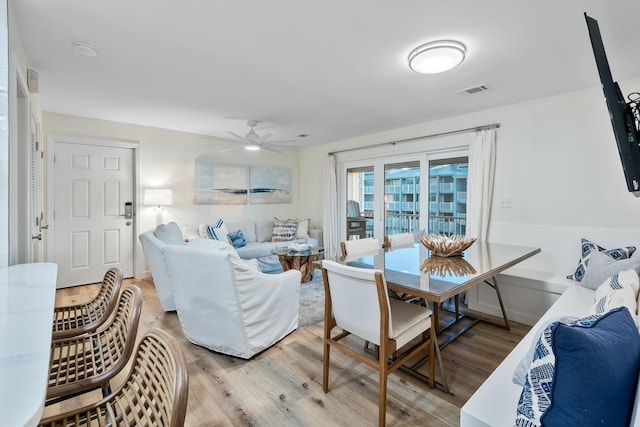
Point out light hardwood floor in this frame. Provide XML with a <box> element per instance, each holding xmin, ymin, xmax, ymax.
<box><xmin>43</xmin><ymin>277</ymin><xmax>529</xmax><ymax>426</ymax></box>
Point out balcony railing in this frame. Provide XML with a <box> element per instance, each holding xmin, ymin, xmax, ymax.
<box><xmin>358</xmin><ymin>211</ymin><xmax>466</xmax><ymax>237</ymax></box>
<box><xmin>383</xmin><ymin>212</ymin><xmax>420</xmax><ymax>235</ymax></box>
<box><xmin>439</xmin><ymin>202</ymin><xmax>454</xmax><ymax>212</ymax></box>
<box><xmin>428</xmin><ymin>215</ymin><xmax>467</xmax><ymax>236</ymax></box>
<box><xmin>440</xmin><ymin>183</ymin><xmax>454</xmax><ymax>193</ymax></box>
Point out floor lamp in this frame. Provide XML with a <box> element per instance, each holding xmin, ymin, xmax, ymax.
<box><xmin>144</xmin><ymin>188</ymin><xmax>173</xmax><ymax>225</ymax></box>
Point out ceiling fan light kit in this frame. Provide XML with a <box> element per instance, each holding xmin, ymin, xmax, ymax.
<box><xmin>202</xmin><ymin>119</ymin><xmax>304</xmax><ymax>154</ymax></box>
<box><xmin>408</xmin><ymin>40</ymin><xmax>466</xmax><ymax>74</ymax></box>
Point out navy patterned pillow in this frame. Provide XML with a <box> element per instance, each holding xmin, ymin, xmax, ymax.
<box><xmin>227</xmin><ymin>230</ymin><xmax>246</xmax><ymax>249</ymax></box>
<box><xmin>515</xmin><ymin>307</ymin><xmax>640</xmax><ymax>427</ymax></box>
<box><xmin>567</xmin><ymin>238</ymin><xmax>636</xmax><ymax>282</ymax></box>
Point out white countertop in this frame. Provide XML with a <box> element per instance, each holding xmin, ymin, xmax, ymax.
<box><xmin>0</xmin><ymin>263</ymin><xmax>58</xmax><ymax>427</ymax></box>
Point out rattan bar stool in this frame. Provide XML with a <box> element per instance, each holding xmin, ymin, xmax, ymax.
<box><xmin>39</xmin><ymin>328</ymin><xmax>189</xmax><ymax>427</ymax></box>
<box><xmin>51</xmin><ymin>267</ymin><xmax>123</xmax><ymax>340</ymax></box>
<box><xmin>46</xmin><ymin>285</ymin><xmax>143</xmax><ymax>405</ymax></box>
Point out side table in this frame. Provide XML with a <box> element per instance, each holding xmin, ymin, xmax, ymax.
<box><xmin>273</xmin><ymin>247</ymin><xmax>325</xmax><ymax>283</ymax></box>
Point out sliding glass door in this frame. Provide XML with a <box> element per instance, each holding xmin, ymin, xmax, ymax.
<box><xmin>346</xmin><ymin>165</ymin><xmax>374</xmax><ymax>240</ymax></box>
<box><xmin>384</xmin><ymin>161</ymin><xmax>420</xmax><ymax>235</ymax></box>
<box><xmin>341</xmin><ymin>150</ymin><xmax>468</xmax><ymax>244</ymax></box>
<box><xmin>343</xmin><ymin>156</ymin><xmax>426</xmax><ymax>243</ymax></box>
<box><xmin>428</xmin><ymin>156</ymin><xmax>469</xmax><ymax>236</ymax></box>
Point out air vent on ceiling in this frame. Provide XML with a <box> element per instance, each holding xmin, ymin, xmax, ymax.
<box><xmin>457</xmin><ymin>84</ymin><xmax>488</xmax><ymax>95</ymax></box>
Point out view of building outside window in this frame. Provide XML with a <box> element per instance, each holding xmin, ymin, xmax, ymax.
<box><xmin>428</xmin><ymin>158</ymin><xmax>468</xmax><ymax>236</ymax></box>
<box><xmin>346</xmin><ymin>157</ymin><xmax>468</xmax><ymax>239</ymax></box>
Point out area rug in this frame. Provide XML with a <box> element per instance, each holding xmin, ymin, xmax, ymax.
<box><xmin>298</xmin><ymin>271</ymin><xmax>325</xmax><ymax>328</ymax></box>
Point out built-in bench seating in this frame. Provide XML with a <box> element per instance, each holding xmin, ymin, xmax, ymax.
<box><xmin>460</xmin><ymin>283</ymin><xmax>640</xmax><ymax>426</ymax></box>
<box><xmin>461</xmin><ymin>222</ymin><xmax>640</xmax><ymax>426</ymax></box>
<box><xmin>466</xmin><ymin>222</ymin><xmax>640</xmax><ymax>325</ymax></box>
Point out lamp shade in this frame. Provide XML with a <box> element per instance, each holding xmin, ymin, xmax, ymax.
<box><xmin>408</xmin><ymin>40</ymin><xmax>466</xmax><ymax>74</ymax></box>
<box><xmin>143</xmin><ymin>188</ymin><xmax>173</xmax><ymax>206</ymax></box>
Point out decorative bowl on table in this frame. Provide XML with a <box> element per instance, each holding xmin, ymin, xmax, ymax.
<box><xmin>288</xmin><ymin>243</ymin><xmax>311</xmax><ymax>252</ymax></box>
<box><xmin>420</xmin><ymin>234</ymin><xmax>477</xmax><ymax>257</ymax></box>
<box><xmin>420</xmin><ymin>256</ymin><xmax>477</xmax><ymax>277</ymax></box>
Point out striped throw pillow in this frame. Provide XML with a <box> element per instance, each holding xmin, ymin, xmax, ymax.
<box><xmin>271</xmin><ymin>217</ymin><xmax>298</xmax><ymax>242</ymax></box>
<box><xmin>205</xmin><ymin>219</ymin><xmax>229</xmax><ymax>241</ymax></box>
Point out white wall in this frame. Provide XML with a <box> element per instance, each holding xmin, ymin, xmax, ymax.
<box><xmin>41</xmin><ymin>76</ymin><xmax>640</xmax><ymax>322</ymax></box>
<box><xmin>299</xmin><ymin>79</ymin><xmax>640</xmax><ymax>323</ymax></box>
<box><xmin>301</xmin><ymin>78</ymin><xmax>640</xmax><ymax>253</ymax></box>
<box><xmin>43</xmin><ymin>112</ymin><xmax>311</xmax><ymax>276</ymax></box>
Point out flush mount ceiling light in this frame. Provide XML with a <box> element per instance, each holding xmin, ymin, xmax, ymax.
<box><xmin>72</xmin><ymin>42</ymin><xmax>99</xmax><ymax>57</ymax></box>
<box><xmin>408</xmin><ymin>40</ymin><xmax>466</xmax><ymax>74</ymax></box>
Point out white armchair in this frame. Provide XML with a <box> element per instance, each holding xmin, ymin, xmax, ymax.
<box><xmin>162</xmin><ymin>244</ymin><xmax>301</xmax><ymax>359</ymax></box>
<box><xmin>139</xmin><ymin>228</ymin><xmax>178</xmax><ymax>311</ymax></box>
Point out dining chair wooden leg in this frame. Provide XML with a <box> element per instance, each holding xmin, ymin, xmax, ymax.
<box><xmin>378</xmin><ymin>348</ymin><xmax>388</xmax><ymax>427</ymax></box>
<box><xmin>323</xmin><ymin>341</ymin><xmax>331</xmax><ymax>393</ymax></box>
<box><xmin>379</xmin><ymin>372</ymin><xmax>387</xmax><ymax>427</ymax></box>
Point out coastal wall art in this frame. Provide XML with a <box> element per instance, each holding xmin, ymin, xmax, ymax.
<box><xmin>193</xmin><ymin>160</ymin><xmax>248</xmax><ymax>204</ymax></box>
<box><xmin>250</xmin><ymin>166</ymin><xmax>292</xmax><ymax>204</ymax></box>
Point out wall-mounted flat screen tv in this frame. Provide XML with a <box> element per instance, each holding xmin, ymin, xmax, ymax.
<box><xmin>584</xmin><ymin>12</ymin><xmax>640</xmax><ymax>195</ymax></box>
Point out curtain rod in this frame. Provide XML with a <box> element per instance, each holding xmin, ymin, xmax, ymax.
<box><xmin>328</xmin><ymin>122</ymin><xmax>500</xmax><ymax>156</ymax></box>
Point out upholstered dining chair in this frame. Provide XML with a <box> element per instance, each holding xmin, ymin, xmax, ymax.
<box><xmin>46</xmin><ymin>285</ymin><xmax>143</xmax><ymax>404</ymax></box>
<box><xmin>340</xmin><ymin>237</ymin><xmax>380</xmax><ymax>257</ymax></box>
<box><xmin>384</xmin><ymin>232</ymin><xmax>415</xmax><ymax>249</ymax></box>
<box><xmin>321</xmin><ymin>260</ymin><xmax>443</xmax><ymax>427</ymax></box>
<box><xmin>51</xmin><ymin>267</ymin><xmax>123</xmax><ymax>340</ymax></box>
<box><xmin>39</xmin><ymin>329</ymin><xmax>189</xmax><ymax>427</ymax></box>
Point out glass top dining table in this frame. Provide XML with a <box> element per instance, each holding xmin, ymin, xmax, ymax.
<box><xmin>341</xmin><ymin>241</ymin><xmax>541</xmax><ymax>304</ymax></box>
<box><xmin>315</xmin><ymin>241</ymin><xmax>541</xmax><ymax>392</ymax></box>
<box><xmin>318</xmin><ymin>241</ymin><xmax>541</xmax><ymax>346</ymax></box>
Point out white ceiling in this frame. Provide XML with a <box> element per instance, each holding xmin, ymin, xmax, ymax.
<box><xmin>11</xmin><ymin>0</ymin><xmax>640</xmax><ymax>148</ymax></box>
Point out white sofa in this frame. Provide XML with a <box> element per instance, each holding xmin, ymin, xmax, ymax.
<box><xmin>162</xmin><ymin>242</ymin><xmax>301</xmax><ymax>359</ymax></box>
<box><xmin>183</xmin><ymin>220</ymin><xmax>322</xmax><ymax>273</ymax></box>
<box><xmin>139</xmin><ymin>227</ymin><xmax>179</xmax><ymax>311</ymax></box>
<box><xmin>139</xmin><ymin>221</ymin><xmax>308</xmax><ymax>311</ymax></box>
<box><xmin>460</xmin><ymin>283</ymin><xmax>640</xmax><ymax>427</ymax></box>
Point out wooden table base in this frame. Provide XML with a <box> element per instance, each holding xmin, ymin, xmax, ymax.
<box><xmin>277</xmin><ymin>253</ymin><xmax>324</xmax><ymax>283</ymax></box>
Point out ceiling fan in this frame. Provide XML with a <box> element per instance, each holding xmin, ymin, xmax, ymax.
<box><xmin>203</xmin><ymin>120</ymin><xmax>298</xmax><ymax>153</ymax></box>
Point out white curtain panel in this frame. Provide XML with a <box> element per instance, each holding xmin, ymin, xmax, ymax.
<box><xmin>323</xmin><ymin>155</ymin><xmax>339</xmax><ymax>258</ymax></box>
<box><xmin>466</xmin><ymin>128</ymin><xmax>497</xmax><ymax>242</ymax></box>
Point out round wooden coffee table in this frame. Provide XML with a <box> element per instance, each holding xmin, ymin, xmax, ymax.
<box><xmin>273</xmin><ymin>247</ymin><xmax>325</xmax><ymax>283</ymax></box>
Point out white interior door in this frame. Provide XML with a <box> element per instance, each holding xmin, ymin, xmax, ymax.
<box><xmin>53</xmin><ymin>141</ymin><xmax>135</xmax><ymax>288</ymax></box>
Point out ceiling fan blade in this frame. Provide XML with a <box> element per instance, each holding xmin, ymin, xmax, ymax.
<box><xmin>199</xmin><ymin>135</ymin><xmax>246</xmax><ymax>145</ymax></box>
<box><xmin>255</xmin><ymin>132</ymin><xmax>273</xmax><ymax>143</ymax></box>
<box><xmin>262</xmin><ymin>139</ymin><xmax>300</xmax><ymax>145</ymax></box>
<box><xmin>219</xmin><ymin>145</ymin><xmax>245</xmax><ymax>153</ymax></box>
<box><xmin>227</xmin><ymin>131</ymin><xmax>247</xmax><ymax>141</ymax></box>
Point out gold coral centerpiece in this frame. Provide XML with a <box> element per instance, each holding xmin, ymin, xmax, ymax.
<box><xmin>420</xmin><ymin>234</ymin><xmax>477</xmax><ymax>257</ymax></box>
<box><xmin>420</xmin><ymin>256</ymin><xmax>477</xmax><ymax>277</ymax></box>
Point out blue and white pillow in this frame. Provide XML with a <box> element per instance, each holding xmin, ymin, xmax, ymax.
<box><xmin>567</xmin><ymin>238</ymin><xmax>636</xmax><ymax>282</ymax></box>
<box><xmin>515</xmin><ymin>307</ymin><xmax>640</xmax><ymax>427</ymax></box>
<box><xmin>227</xmin><ymin>230</ymin><xmax>246</xmax><ymax>249</ymax></box>
<box><xmin>199</xmin><ymin>219</ymin><xmax>229</xmax><ymax>241</ymax></box>
<box><xmin>590</xmin><ymin>269</ymin><xmax>639</xmax><ymax>315</ymax></box>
